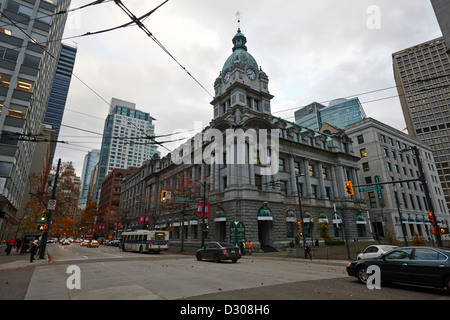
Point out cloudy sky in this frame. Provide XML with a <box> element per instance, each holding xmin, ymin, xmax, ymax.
<box><xmin>54</xmin><ymin>0</ymin><xmax>443</xmax><ymax>175</ymax></box>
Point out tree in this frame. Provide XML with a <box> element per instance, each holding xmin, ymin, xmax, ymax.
<box><xmin>160</xmin><ymin>171</ymin><xmax>204</xmax><ymax>251</ymax></box>
<box><xmin>79</xmin><ymin>202</ymin><xmax>98</xmax><ymax>235</ymax></box>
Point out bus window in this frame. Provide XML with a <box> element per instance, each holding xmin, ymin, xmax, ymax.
<box><xmin>155</xmin><ymin>232</ymin><xmax>165</xmax><ymax>240</ymax></box>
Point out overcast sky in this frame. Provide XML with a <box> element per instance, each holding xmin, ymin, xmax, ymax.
<box><xmin>54</xmin><ymin>0</ymin><xmax>443</xmax><ymax>175</ymax></box>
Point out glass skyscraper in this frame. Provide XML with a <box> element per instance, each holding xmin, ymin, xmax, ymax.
<box><xmin>93</xmin><ymin>98</ymin><xmax>159</xmax><ymax>202</ymax></box>
<box><xmin>43</xmin><ymin>43</ymin><xmax>77</xmax><ymax>146</ymax></box>
<box><xmin>294</xmin><ymin>97</ymin><xmax>367</xmax><ymax>131</ymax></box>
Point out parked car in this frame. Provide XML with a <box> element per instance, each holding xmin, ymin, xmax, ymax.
<box><xmin>196</xmin><ymin>242</ymin><xmax>241</xmax><ymax>263</ymax></box>
<box><xmin>87</xmin><ymin>240</ymin><xmax>99</xmax><ymax>248</ymax></box>
<box><xmin>347</xmin><ymin>246</ymin><xmax>450</xmax><ymax>291</ymax></box>
<box><xmin>357</xmin><ymin>245</ymin><xmax>398</xmax><ymax>260</ymax></box>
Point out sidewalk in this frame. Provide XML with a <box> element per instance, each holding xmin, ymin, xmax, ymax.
<box><xmin>0</xmin><ymin>244</ymin><xmax>47</xmax><ymax>271</ymax></box>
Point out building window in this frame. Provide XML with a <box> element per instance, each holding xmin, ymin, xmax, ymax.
<box><xmin>362</xmin><ymin>162</ymin><xmax>370</xmax><ymax>172</ymax></box>
<box><xmin>279</xmin><ymin>158</ymin><xmax>285</xmax><ymax>172</ymax></box>
<box><xmin>322</xmin><ymin>167</ymin><xmax>327</xmax><ymax>179</ymax></box>
<box><xmin>294</xmin><ymin>161</ymin><xmax>300</xmax><ymax>175</ymax></box>
<box><xmin>360</xmin><ymin>148</ymin><xmax>367</xmax><ymax>157</ymax></box>
<box><xmin>308</xmin><ymin>164</ymin><xmax>315</xmax><ymax>177</ymax></box>
<box><xmin>255</xmin><ymin>175</ymin><xmax>262</xmax><ymax>190</ymax></box>
<box><xmin>357</xmin><ymin>135</ymin><xmax>364</xmax><ymax>144</ymax></box>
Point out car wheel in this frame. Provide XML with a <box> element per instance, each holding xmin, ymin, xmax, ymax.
<box><xmin>214</xmin><ymin>254</ymin><xmax>221</xmax><ymax>263</ymax></box>
<box><xmin>196</xmin><ymin>253</ymin><xmax>202</xmax><ymax>261</ymax></box>
<box><xmin>445</xmin><ymin>275</ymin><xmax>450</xmax><ymax>292</ymax></box>
<box><xmin>232</xmin><ymin>259</ymin><xmax>237</xmax><ymax>263</ymax></box>
<box><xmin>356</xmin><ymin>266</ymin><xmax>369</xmax><ymax>284</ymax></box>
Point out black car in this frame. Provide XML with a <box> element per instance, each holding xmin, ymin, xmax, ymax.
<box><xmin>196</xmin><ymin>242</ymin><xmax>242</xmax><ymax>263</ymax></box>
<box><xmin>347</xmin><ymin>246</ymin><xmax>450</xmax><ymax>291</ymax></box>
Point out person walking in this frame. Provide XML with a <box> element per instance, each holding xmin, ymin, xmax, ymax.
<box><xmin>30</xmin><ymin>240</ymin><xmax>39</xmax><ymax>262</ymax></box>
<box><xmin>5</xmin><ymin>238</ymin><xmax>15</xmax><ymax>255</ymax></box>
<box><xmin>305</xmin><ymin>243</ymin><xmax>312</xmax><ymax>260</ymax></box>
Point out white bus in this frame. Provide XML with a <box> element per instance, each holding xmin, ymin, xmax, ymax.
<box><xmin>121</xmin><ymin>230</ymin><xmax>169</xmax><ymax>253</ymax></box>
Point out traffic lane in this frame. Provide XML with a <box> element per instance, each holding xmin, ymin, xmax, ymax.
<box><xmin>188</xmin><ymin>276</ymin><xmax>450</xmax><ymax>300</ymax></box>
<box><xmin>47</xmin><ymin>242</ymin><xmax>132</xmax><ymax>262</ymax></box>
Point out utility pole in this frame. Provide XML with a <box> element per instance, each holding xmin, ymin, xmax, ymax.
<box><xmin>40</xmin><ymin>158</ymin><xmax>61</xmax><ymax>259</ymax></box>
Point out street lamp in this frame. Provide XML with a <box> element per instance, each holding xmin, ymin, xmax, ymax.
<box><xmin>295</xmin><ymin>174</ymin><xmax>307</xmax><ymax>258</ymax></box>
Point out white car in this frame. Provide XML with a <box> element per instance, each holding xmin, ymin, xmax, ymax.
<box><xmin>357</xmin><ymin>245</ymin><xmax>398</xmax><ymax>260</ymax></box>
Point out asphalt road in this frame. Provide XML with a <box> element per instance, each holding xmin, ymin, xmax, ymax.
<box><xmin>1</xmin><ymin>243</ymin><xmax>450</xmax><ymax>302</ymax></box>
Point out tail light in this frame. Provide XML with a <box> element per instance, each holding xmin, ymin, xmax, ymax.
<box><xmin>222</xmin><ymin>249</ymin><xmax>228</xmax><ymax>254</ymax></box>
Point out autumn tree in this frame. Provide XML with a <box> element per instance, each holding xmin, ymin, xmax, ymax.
<box><xmin>79</xmin><ymin>202</ymin><xmax>98</xmax><ymax>235</ymax></box>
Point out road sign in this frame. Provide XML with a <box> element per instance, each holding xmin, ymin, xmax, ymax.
<box><xmin>358</xmin><ymin>185</ymin><xmax>384</xmax><ymax>192</ymax></box>
<box><xmin>47</xmin><ymin>199</ymin><xmax>56</xmax><ymax>210</ymax></box>
<box><xmin>175</xmin><ymin>197</ymin><xmax>190</xmax><ymax>201</ymax></box>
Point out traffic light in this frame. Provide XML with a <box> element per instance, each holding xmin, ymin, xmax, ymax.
<box><xmin>439</xmin><ymin>227</ymin><xmax>449</xmax><ymax>235</ymax></box>
<box><xmin>40</xmin><ymin>211</ymin><xmax>48</xmax><ymax>222</ymax></box>
<box><xmin>427</xmin><ymin>212</ymin><xmax>435</xmax><ymax>225</ymax></box>
<box><xmin>345</xmin><ymin>181</ymin><xmax>354</xmax><ymax>196</ymax></box>
<box><xmin>161</xmin><ymin>190</ymin><xmax>167</xmax><ymax>202</ymax></box>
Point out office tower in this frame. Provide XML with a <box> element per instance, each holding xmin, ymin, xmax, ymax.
<box><xmin>294</xmin><ymin>97</ymin><xmax>367</xmax><ymax>131</ymax></box>
<box><xmin>0</xmin><ymin>0</ymin><xmax>71</xmax><ymax>239</ymax></box>
<box><xmin>431</xmin><ymin>0</ymin><xmax>450</xmax><ymax>56</ymax></box>
<box><xmin>43</xmin><ymin>43</ymin><xmax>77</xmax><ymax>145</ymax></box>
<box><xmin>78</xmin><ymin>149</ymin><xmax>100</xmax><ymax>209</ymax></box>
<box><xmin>93</xmin><ymin>98</ymin><xmax>158</xmax><ymax>202</ymax></box>
<box><xmin>392</xmin><ymin>37</ymin><xmax>450</xmax><ymax>212</ymax></box>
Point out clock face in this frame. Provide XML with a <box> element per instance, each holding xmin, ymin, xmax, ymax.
<box><xmin>246</xmin><ymin>68</ymin><xmax>256</xmax><ymax>80</ymax></box>
<box><xmin>223</xmin><ymin>71</ymin><xmax>231</xmax><ymax>83</ymax></box>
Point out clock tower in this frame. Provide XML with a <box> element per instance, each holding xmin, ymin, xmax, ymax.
<box><xmin>211</xmin><ymin>28</ymin><xmax>273</xmax><ymax>120</ymax></box>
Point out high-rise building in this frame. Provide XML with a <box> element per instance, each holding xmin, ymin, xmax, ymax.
<box><xmin>94</xmin><ymin>98</ymin><xmax>158</xmax><ymax>202</ymax></box>
<box><xmin>78</xmin><ymin>149</ymin><xmax>100</xmax><ymax>209</ymax></box>
<box><xmin>392</xmin><ymin>37</ymin><xmax>450</xmax><ymax>213</ymax></box>
<box><xmin>43</xmin><ymin>43</ymin><xmax>77</xmax><ymax>145</ymax></box>
<box><xmin>0</xmin><ymin>0</ymin><xmax>71</xmax><ymax>239</ymax></box>
<box><xmin>294</xmin><ymin>97</ymin><xmax>367</xmax><ymax>131</ymax></box>
<box><xmin>431</xmin><ymin>0</ymin><xmax>450</xmax><ymax>57</ymax></box>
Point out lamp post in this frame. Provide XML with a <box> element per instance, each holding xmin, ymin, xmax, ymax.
<box><xmin>295</xmin><ymin>174</ymin><xmax>307</xmax><ymax>258</ymax></box>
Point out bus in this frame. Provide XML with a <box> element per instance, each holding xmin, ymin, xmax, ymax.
<box><xmin>121</xmin><ymin>230</ymin><xmax>169</xmax><ymax>253</ymax></box>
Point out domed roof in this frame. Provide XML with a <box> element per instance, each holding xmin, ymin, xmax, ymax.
<box><xmin>221</xmin><ymin>28</ymin><xmax>259</xmax><ymax>75</ymax></box>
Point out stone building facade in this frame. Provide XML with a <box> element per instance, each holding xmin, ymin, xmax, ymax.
<box><xmin>119</xmin><ymin>28</ymin><xmax>368</xmax><ymax>251</ymax></box>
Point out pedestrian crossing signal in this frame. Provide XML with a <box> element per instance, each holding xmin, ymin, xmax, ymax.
<box><xmin>161</xmin><ymin>190</ymin><xmax>167</xmax><ymax>202</ymax></box>
<box><xmin>345</xmin><ymin>181</ymin><xmax>354</xmax><ymax>196</ymax></box>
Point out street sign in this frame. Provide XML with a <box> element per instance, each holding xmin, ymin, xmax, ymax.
<box><xmin>358</xmin><ymin>185</ymin><xmax>384</xmax><ymax>192</ymax></box>
<box><xmin>175</xmin><ymin>197</ymin><xmax>190</xmax><ymax>201</ymax></box>
<box><xmin>47</xmin><ymin>199</ymin><xmax>56</xmax><ymax>210</ymax></box>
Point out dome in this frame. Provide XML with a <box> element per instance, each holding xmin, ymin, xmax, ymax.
<box><xmin>221</xmin><ymin>28</ymin><xmax>259</xmax><ymax>75</ymax></box>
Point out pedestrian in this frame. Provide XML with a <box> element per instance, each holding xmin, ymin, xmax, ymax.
<box><xmin>305</xmin><ymin>243</ymin><xmax>312</xmax><ymax>260</ymax></box>
<box><xmin>248</xmin><ymin>241</ymin><xmax>252</xmax><ymax>255</ymax></box>
<box><xmin>30</xmin><ymin>240</ymin><xmax>39</xmax><ymax>262</ymax></box>
<box><xmin>15</xmin><ymin>238</ymin><xmax>22</xmax><ymax>252</ymax></box>
<box><xmin>240</xmin><ymin>241</ymin><xmax>245</xmax><ymax>255</ymax></box>
<box><xmin>5</xmin><ymin>238</ymin><xmax>15</xmax><ymax>255</ymax></box>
